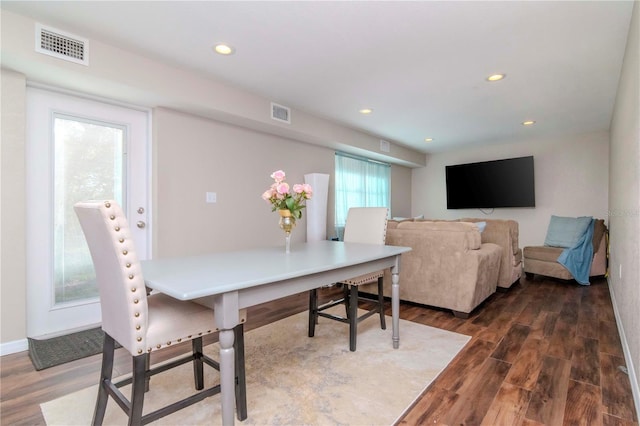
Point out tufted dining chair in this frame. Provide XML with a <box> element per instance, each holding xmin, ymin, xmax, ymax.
<box><xmin>74</xmin><ymin>200</ymin><xmax>247</xmax><ymax>426</ymax></box>
<box><xmin>308</xmin><ymin>207</ymin><xmax>389</xmax><ymax>351</ymax></box>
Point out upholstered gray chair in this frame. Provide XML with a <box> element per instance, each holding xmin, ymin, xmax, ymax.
<box><xmin>308</xmin><ymin>207</ymin><xmax>388</xmax><ymax>351</ymax></box>
<box><xmin>74</xmin><ymin>200</ymin><xmax>247</xmax><ymax>425</ymax></box>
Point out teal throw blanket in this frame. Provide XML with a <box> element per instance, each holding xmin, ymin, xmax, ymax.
<box><xmin>557</xmin><ymin>218</ymin><xmax>594</xmax><ymax>285</ymax></box>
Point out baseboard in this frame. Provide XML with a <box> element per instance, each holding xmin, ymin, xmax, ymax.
<box><xmin>607</xmin><ymin>277</ymin><xmax>640</xmax><ymax>419</ymax></box>
<box><xmin>0</xmin><ymin>338</ymin><xmax>28</xmax><ymax>356</ymax></box>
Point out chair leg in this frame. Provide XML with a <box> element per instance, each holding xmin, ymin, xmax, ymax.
<box><xmin>92</xmin><ymin>333</ymin><xmax>115</xmax><ymax>426</ymax></box>
<box><xmin>192</xmin><ymin>337</ymin><xmax>204</xmax><ymax>390</ymax></box>
<box><xmin>308</xmin><ymin>289</ymin><xmax>317</xmax><ymax>337</ymax></box>
<box><xmin>234</xmin><ymin>324</ymin><xmax>247</xmax><ymax>421</ymax></box>
<box><xmin>144</xmin><ymin>353</ymin><xmax>150</xmax><ymax>393</ymax></box>
<box><xmin>129</xmin><ymin>354</ymin><xmax>147</xmax><ymax>426</ymax></box>
<box><xmin>377</xmin><ymin>276</ymin><xmax>386</xmax><ymax>330</ymax></box>
<box><xmin>343</xmin><ymin>284</ymin><xmax>351</xmax><ymax>318</ymax></box>
<box><xmin>349</xmin><ymin>284</ymin><xmax>358</xmax><ymax>352</ymax></box>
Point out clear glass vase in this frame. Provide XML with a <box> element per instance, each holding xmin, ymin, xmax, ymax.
<box><xmin>278</xmin><ymin>210</ymin><xmax>296</xmax><ymax>253</ymax></box>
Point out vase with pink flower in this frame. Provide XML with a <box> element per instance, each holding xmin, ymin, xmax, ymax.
<box><xmin>262</xmin><ymin>170</ymin><xmax>313</xmax><ymax>253</ymax></box>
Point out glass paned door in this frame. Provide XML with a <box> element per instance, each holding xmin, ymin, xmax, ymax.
<box><xmin>53</xmin><ymin>115</ymin><xmax>125</xmax><ymax>305</ymax></box>
<box><xmin>26</xmin><ymin>87</ymin><xmax>150</xmax><ymax>338</ymax></box>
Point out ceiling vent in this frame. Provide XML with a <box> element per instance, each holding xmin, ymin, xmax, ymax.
<box><xmin>271</xmin><ymin>102</ymin><xmax>291</xmax><ymax>124</ymax></box>
<box><xmin>35</xmin><ymin>23</ymin><xmax>89</xmax><ymax>66</ymax></box>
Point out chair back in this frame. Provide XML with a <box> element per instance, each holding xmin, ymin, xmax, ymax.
<box><xmin>74</xmin><ymin>200</ymin><xmax>149</xmax><ymax>355</ymax></box>
<box><xmin>343</xmin><ymin>207</ymin><xmax>388</xmax><ymax>245</ymax></box>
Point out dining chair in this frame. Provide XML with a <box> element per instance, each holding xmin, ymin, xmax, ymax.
<box><xmin>308</xmin><ymin>207</ymin><xmax>389</xmax><ymax>351</ymax></box>
<box><xmin>74</xmin><ymin>200</ymin><xmax>247</xmax><ymax>426</ymax></box>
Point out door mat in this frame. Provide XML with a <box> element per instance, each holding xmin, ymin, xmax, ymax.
<box><xmin>28</xmin><ymin>327</ymin><xmax>118</xmax><ymax>371</ymax></box>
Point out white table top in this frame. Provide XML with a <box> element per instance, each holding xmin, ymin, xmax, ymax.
<box><xmin>141</xmin><ymin>240</ymin><xmax>410</xmax><ymax>300</ymax></box>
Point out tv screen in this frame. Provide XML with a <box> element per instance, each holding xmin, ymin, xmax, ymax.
<box><xmin>446</xmin><ymin>156</ymin><xmax>535</xmax><ymax>209</ymax></box>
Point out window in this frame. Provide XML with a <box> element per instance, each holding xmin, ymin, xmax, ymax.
<box><xmin>53</xmin><ymin>114</ymin><xmax>126</xmax><ymax>304</ymax></box>
<box><xmin>334</xmin><ymin>152</ymin><xmax>391</xmax><ymax>238</ymax></box>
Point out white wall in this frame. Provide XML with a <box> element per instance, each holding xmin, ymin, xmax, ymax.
<box><xmin>153</xmin><ymin>108</ymin><xmax>334</xmax><ymax>256</ymax></box>
<box><xmin>153</xmin><ymin>108</ymin><xmax>415</xmax><ymax>256</ymax></box>
<box><xmin>391</xmin><ymin>165</ymin><xmax>412</xmax><ymax>219</ymax></box>
<box><xmin>609</xmin><ymin>1</ymin><xmax>640</xmax><ymax>412</ymax></box>
<box><xmin>0</xmin><ymin>70</ymin><xmax>27</xmax><ymax>347</ymax></box>
<box><xmin>412</xmin><ymin>130</ymin><xmax>609</xmax><ymax>248</ymax></box>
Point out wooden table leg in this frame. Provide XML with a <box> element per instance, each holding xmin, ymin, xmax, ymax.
<box><xmin>218</xmin><ymin>328</ymin><xmax>236</xmax><ymax>425</ymax></box>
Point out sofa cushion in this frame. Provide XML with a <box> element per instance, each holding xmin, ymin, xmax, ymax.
<box><xmin>397</xmin><ymin>221</ymin><xmax>481</xmax><ymax>250</ymax></box>
<box><xmin>461</xmin><ymin>218</ymin><xmax>519</xmax><ymax>255</ymax></box>
<box><xmin>523</xmin><ymin>245</ymin><xmax>563</xmax><ymax>262</ymax></box>
<box><xmin>544</xmin><ymin>215</ymin><xmax>593</xmax><ymax>248</ymax></box>
<box><xmin>387</xmin><ymin>220</ymin><xmax>401</xmax><ymax>230</ymax></box>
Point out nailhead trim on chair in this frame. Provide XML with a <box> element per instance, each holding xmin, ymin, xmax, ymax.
<box><xmin>341</xmin><ymin>272</ymin><xmax>384</xmax><ymax>285</ymax></box>
<box><xmin>104</xmin><ymin>200</ymin><xmax>149</xmax><ymax>355</ymax></box>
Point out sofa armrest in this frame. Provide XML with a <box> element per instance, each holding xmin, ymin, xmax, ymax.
<box><xmin>461</xmin><ymin>218</ymin><xmax>522</xmax><ymax>288</ymax></box>
<box><xmin>461</xmin><ymin>218</ymin><xmax>518</xmax><ymax>254</ymax></box>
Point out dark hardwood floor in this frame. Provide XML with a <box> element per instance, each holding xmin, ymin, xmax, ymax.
<box><xmin>1</xmin><ymin>275</ymin><xmax>637</xmax><ymax>425</ymax></box>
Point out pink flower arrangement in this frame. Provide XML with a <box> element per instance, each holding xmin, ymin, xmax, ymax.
<box><xmin>262</xmin><ymin>170</ymin><xmax>313</xmax><ymax>219</ymax></box>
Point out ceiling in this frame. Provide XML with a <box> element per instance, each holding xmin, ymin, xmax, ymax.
<box><xmin>1</xmin><ymin>1</ymin><xmax>635</xmax><ymax>154</ymax></box>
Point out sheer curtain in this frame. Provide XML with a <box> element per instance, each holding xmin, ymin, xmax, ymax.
<box><xmin>334</xmin><ymin>152</ymin><xmax>390</xmax><ymax>239</ymax></box>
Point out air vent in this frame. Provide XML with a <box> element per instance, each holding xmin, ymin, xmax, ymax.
<box><xmin>35</xmin><ymin>23</ymin><xmax>89</xmax><ymax>66</ymax></box>
<box><xmin>271</xmin><ymin>102</ymin><xmax>291</xmax><ymax>124</ymax></box>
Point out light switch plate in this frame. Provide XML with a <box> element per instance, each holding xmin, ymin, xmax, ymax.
<box><xmin>206</xmin><ymin>192</ymin><xmax>217</xmax><ymax>203</ymax></box>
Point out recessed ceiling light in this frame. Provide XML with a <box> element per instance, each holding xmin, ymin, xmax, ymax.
<box><xmin>214</xmin><ymin>43</ymin><xmax>235</xmax><ymax>55</ymax></box>
<box><xmin>486</xmin><ymin>73</ymin><xmax>506</xmax><ymax>82</ymax></box>
<box><xmin>522</xmin><ymin>120</ymin><xmax>536</xmax><ymax>126</ymax></box>
<box><xmin>359</xmin><ymin>108</ymin><xmax>373</xmax><ymax>115</ymax></box>
<box><xmin>424</xmin><ymin>138</ymin><xmax>433</xmax><ymax>142</ymax></box>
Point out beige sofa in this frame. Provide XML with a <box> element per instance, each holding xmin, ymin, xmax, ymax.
<box><xmin>392</xmin><ymin>217</ymin><xmax>523</xmax><ymax>289</ymax></box>
<box><xmin>363</xmin><ymin>220</ymin><xmax>502</xmax><ymax>318</ymax></box>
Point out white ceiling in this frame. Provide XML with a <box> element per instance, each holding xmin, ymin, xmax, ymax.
<box><xmin>1</xmin><ymin>1</ymin><xmax>635</xmax><ymax>154</ymax></box>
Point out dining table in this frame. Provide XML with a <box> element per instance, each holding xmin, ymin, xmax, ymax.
<box><xmin>141</xmin><ymin>239</ymin><xmax>411</xmax><ymax>425</ymax></box>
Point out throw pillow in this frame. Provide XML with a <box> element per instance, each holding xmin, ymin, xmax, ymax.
<box><xmin>475</xmin><ymin>221</ymin><xmax>487</xmax><ymax>233</ymax></box>
<box><xmin>544</xmin><ymin>215</ymin><xmax>593</xmax><ymax>248</ymax></box>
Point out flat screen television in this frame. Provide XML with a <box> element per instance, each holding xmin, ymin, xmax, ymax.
<box><xmin>446</xmin><ymin>156</ymin><xmax>535</xmax><ymax>209</ymax></box>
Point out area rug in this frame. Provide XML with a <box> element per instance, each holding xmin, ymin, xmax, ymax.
<box><xmin>41</xmin><ymin>309</ymin><xmax>470</xmax><ymax>425</ymax></box>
